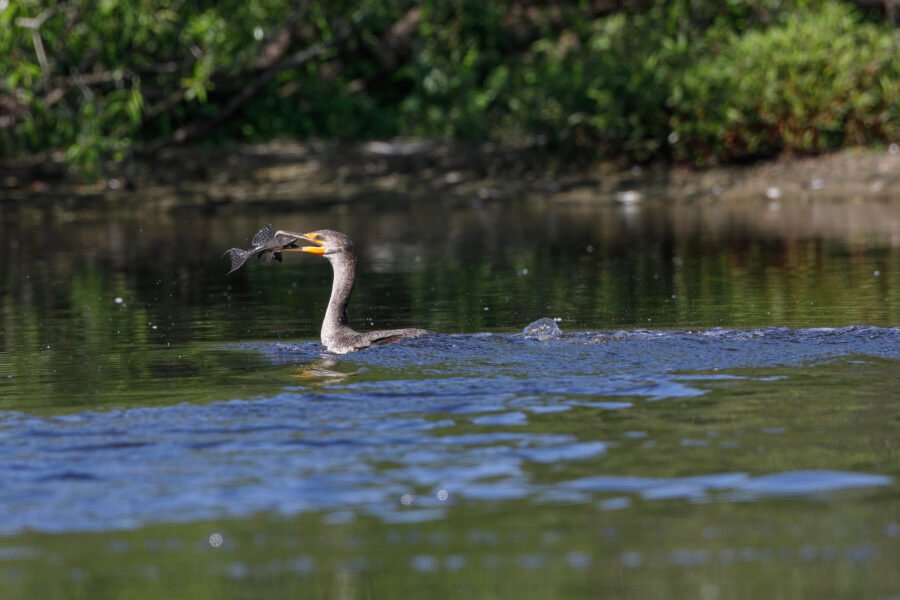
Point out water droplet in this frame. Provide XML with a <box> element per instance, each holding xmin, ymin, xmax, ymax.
<box><xmin>599</xmin><ymin>497</ymin><xmax>631</xmax><ymax>511</ymax></box>
<box><xmin>620</xmin><ymin>551</ymin><xmax>643</xmax><ymax>568</ymax></box>
<box><xmin>411</xmin><ymin>555</ymin><xmax>437</xmax><ymax>572</ymax></box>
<box><xmin>614</xmin><ymin>190</ymin><xmax>642</xmax><ymax>204</ymax></box>
<box><xmin>885</xmin><ymin>522</ymin><xmax>900</xmax><ymax>538</ymax></box>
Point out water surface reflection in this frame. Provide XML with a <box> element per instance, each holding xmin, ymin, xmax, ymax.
<box><xmin>0</xmin><ymin>191</ymin><xmax>898</xmax><ymax>598</ymax></box>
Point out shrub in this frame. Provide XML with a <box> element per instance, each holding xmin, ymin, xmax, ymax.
<box><xmin>1</xmin><ymin>0</ymin><xmax>897</xmax><ymax>176</ymax></box>
<box><xmin>670</xmin><ymin>2</ymin><xmax>900</xmax><ymax>163</ymax></box>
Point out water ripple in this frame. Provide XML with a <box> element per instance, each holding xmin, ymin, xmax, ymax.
<box><xmin>0</xmin><ymin>327</ymin><xmax>897</xmax><ymax>534</ymax></box>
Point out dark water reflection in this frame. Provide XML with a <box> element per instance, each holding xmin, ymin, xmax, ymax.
<box><xmin>0</xmin><ymin>192</ymin><xmax>899</xmax><ymax>597</ymax></box>
<box><xmin>2</xmin><ymin>195</ymin><xmax>898</xmax><ymax>408</ymax></box>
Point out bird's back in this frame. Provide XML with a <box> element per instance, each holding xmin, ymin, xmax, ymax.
<box><xmin>324</xmin><ymin>327</ymin><xmax>428</xmax><ymax>354</ymax></box>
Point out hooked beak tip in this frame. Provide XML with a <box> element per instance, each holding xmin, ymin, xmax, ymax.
<box><xmin>299</xmin><ymin>232</ymin><xmax>326</xmax><ymax>255</ymax></box>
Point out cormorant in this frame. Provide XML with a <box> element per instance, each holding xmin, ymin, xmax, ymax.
<box><xmin>229</xmin><ymin>228</ymin><xmax>427</xmax><ymax>354</ymax></box>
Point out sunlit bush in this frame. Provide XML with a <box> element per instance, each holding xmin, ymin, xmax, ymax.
<box><xmin>1</xmin><ymin>0</ymin><xmax>897</xmax><ymax>176</ymax></box>
<box><xmin>471</xmin><ymin>0</ymin><xmax>898</xmax><ymax>163</ymax></box>
<box><xmin>671</xmin><ymin>2</ymin><xmax>900</xmax><ymax>163</ymax></box>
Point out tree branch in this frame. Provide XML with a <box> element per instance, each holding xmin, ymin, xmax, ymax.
<box><xmin>16</xmin><ymin>8</ymin><xmax>56</xmax><ymax>77</ymax></box>
<box><xmin>137</xmin><ymin>40</ymin><xmax>335</xmax><ymax>154</ymax></box>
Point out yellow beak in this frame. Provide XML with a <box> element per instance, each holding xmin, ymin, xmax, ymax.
<box><xmin>277</xmin><ymin>230</ymin><xmax>326</xmax><ymax>255</ymax></box>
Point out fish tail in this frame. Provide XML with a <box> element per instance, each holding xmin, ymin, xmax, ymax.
<box><xmin>224</xmin><ymin>248</ymin><xmax>250</xmax><ymax>274</ymax></box>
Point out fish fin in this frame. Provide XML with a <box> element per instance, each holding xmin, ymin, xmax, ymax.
<box><xmin>251</xmin><ymin>224</ymin><xmax>276</xmax><ymax>247</ymax></box>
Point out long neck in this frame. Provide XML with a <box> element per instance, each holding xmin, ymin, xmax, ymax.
<box><xmin>322</xmin><ymin>252</ymin><xmax>357</xmax><ymax>338</ymax></box>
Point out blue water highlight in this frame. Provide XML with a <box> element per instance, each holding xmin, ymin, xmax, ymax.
<box><xmin>1</xmin><ymin>326</ymin><xmax>897</xmax><ymax>534</ymax></box>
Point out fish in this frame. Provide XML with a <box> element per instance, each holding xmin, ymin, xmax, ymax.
<box><xmin>224</xmin><ymin>224</ymin><xmax>300</xmax><ymax>274</ymax></box>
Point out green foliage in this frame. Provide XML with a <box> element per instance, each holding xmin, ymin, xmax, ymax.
<box><xmin>0</xmin><ymin>0</ymin><xmax>897</xmax><ymax>177</ymax></box>
<box><xmin>0</xmin><ymin>0</ymin><xmax>300</xmax><ymax>170</ymax></box>
<box><xmin>397</xmin><ymin>2</ymin><xmax>511</xmax><ymax>139</ymax></box>
<box><xmin>671</xmin><ymin>3</ymin><xmax>900</xmax><ymax>163</ymax></box>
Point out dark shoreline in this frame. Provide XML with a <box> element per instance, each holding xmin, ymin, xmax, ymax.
<box><xmin>1</xmin><ymin>141</ymin><xmax>898</xmax><ymax>208</ymax></box>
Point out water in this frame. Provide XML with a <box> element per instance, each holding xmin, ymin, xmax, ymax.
<box><xmin>1</xmin><ymin>191</ymin><xmax>899</xmax><ymax>598</ymax></box>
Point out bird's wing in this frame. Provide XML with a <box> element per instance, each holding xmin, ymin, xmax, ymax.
<box><xmin>357</xmin><ymin>328</ymin><xmax>428</xmax><ymax>349</ymax></box>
